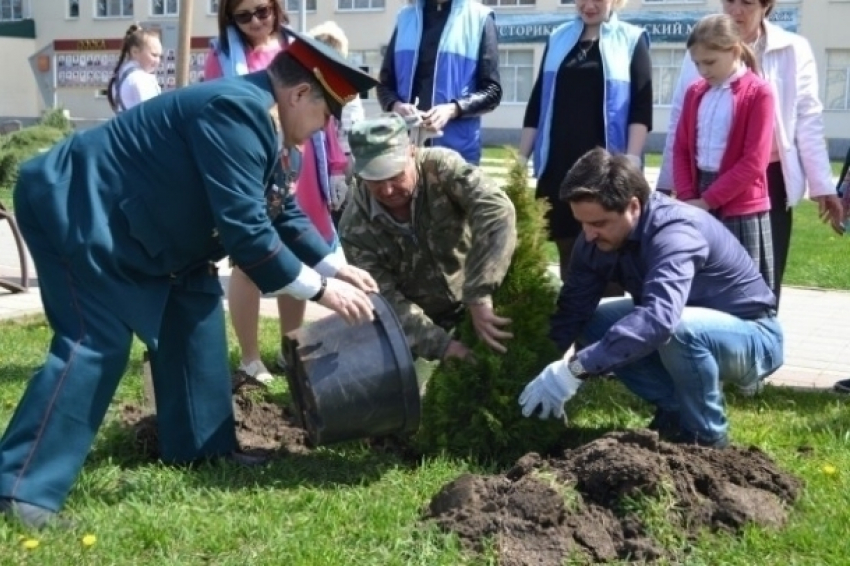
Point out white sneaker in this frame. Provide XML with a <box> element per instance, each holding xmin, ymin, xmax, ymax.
<box><xmin>238</xmin><ymin>359</ymin><xmax>274</xmax><ymax>384</ymax></box>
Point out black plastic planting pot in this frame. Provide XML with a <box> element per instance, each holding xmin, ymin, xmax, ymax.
<box><xmin>284</xmin><ymin>293</ymin><xmax>420</xmax><ymax>446</ymax></box>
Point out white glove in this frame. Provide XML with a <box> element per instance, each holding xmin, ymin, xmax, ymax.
<box><xmin>329</xmin><ymin>174</ymin><xmax>349</xmax><ymax>211</ymax></box>
<box><xmin>518</xmin><ymin>359</ymin><xmax>584</xmax><ymax>420</ymax></box>
<box><xmin>625</xmin><ymin>154</ymin><xmax>642</xmax><ymax>169</ymax></box>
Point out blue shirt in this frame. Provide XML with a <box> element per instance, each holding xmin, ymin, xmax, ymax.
<box><xmin>551</xmin><ymin>192</ymin><xmax>777</xmax><ymax>375</ymax></box>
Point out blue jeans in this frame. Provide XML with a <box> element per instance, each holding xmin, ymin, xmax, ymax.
<box><xmin>576</xmin><ymin>299</ymin><xmax>784</xmax><ymax>442</ymax></box>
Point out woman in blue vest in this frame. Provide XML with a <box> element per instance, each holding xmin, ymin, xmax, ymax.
<box><xmin>517</xmin><ymin>0</ymin><xmax>652</xmax><ymax>285</ymax></box>
<box><xmin>376</xmin><ymin>0</ymin><xmax>502</xmax><ymax>165</ymax></box>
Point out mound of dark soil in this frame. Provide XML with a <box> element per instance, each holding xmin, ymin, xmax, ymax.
<box><xmin>117</xmin><ymin>372</ymin><xmax>310</xmax><ymax>459</ymax></box>
<box><xmin>424</xmin><ymin>429</ymin><xmax>802</xmax><ymax>565</ymax></box>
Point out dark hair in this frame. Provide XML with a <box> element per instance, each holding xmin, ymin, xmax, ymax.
<box><xmin>106</xmin><ymin>24</ymin><xmax>160</xmax><ymax>112</ymax></box>
<box><xmin>267</xmin><ymin>51</ymin><xmax>325</xmax><ymax>100</ymax></box>
<box><xmin>687</xmin><ymin>14</ymin><xmax>759</xmax><ymax>73</ymax></box>
<box><xmin>217</xmin><ymin>0</ymin><xmax>288</xmax><ymax>56</ymax></box>
<box><xmin>722</xmin><ymin>0</ymin><xmax>775</xmax><ymax>17</ymax></box>
<box><xmin>559</xmin><ymin>148</ymin><xmax>651</xmax><ymax>212</ymax></box>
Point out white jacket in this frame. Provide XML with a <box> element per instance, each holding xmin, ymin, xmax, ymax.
<box><xmin>658</xmin><ymin>22</ymin><xmax>835</xmax><ymax>206</ymax></box>
<box><xmin>111</xmin><ymin>61</ymin><xmax>161</xmax><ymax>114</ymax></box>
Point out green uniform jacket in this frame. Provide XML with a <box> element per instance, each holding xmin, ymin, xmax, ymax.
<box><xmin>14</xmin><ymin>71</ymin><xmax>331</xmax><ymax>346</ymax></box>
<box><xmin>339</xmin><ymin>147</ymin><xmax>517</xmax><ymax>360</ymax></box>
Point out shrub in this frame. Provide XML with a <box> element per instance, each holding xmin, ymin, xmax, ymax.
<box><xmin>415</xmin><ymin>153</ymin><xmax>566</xmax><ymax>462</ymax></box>
<box><xmin>38</xmin><ymin>107</ymin><xmax>73</xmax><ymax>133</ymax></box>
<box><xmin>0</xmin><ymin>122</ymin><xmax>71</xmax><ymax>203</ymax></box>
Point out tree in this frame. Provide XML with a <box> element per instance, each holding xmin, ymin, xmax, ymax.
<box><xmin>415</xmin><ymin>155</ymin><xmax>567</xmax><ymax>461</ymax></box>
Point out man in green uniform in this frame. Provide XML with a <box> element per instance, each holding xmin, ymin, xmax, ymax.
<box><xmin>0</xmin><ymin>29</ymin><xmax>379</xmax><ymax>529</ymax></box>
<box><xmin>340</xmin><ymin>113</ymin><xmax>517</xmax><ymax>361</ymax></box>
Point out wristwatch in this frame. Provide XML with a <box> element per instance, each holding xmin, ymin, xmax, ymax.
<box><xmin>309</xmin><ymin>276</ymin><xmax>328</xmax><ymax>302</ymax></box>
<box><xmin>567</xmin><ymin>356</ymin><xmax>590</xmax><ymax>380</ymax></box>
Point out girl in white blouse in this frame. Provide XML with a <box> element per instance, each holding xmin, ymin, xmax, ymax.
<box><xmin>107</xmin><ymin>24</ymin><xmax>163</xmax><ymax>114</ymax></box>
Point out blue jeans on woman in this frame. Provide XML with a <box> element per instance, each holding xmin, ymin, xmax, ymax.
<box><xmin>576</xmin><ymin>299</ymin><xmax>784</xmax><ymax>443</ymax></box>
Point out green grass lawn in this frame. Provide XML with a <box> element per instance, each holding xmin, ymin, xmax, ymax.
<box><xmin>0</xmin><ymin>316</ymin><xmax>849</xmax><ymax>564</ymax></box>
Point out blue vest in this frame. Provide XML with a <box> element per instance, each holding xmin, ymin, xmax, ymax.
<box><xmin>393</xmin><ymin>0</ymin><xmax>492</xmax><ymax>164</ymax></box>
<box><xmin>533</xmin><ymin>14</ymin><xmax>647</xmax><ymax>177</ymax></box>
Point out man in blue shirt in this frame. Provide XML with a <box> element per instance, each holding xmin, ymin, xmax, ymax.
<box><xmin>518</xmin><ymin>148</ymin><xmax>784</xmax><ymax>448</ymax></box>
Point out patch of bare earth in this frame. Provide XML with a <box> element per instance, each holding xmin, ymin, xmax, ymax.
<box><xmin>424</xmin><ymin>429</ymin><xmax>802</xmax><ymax>565</ymax></box>
<box><xmin>117</xmin><ymin>371</ymin><xmax>310</xmax><ymax>460</ymax></box>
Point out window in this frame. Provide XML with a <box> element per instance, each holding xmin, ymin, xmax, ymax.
<box><xmin>650</xmin><ymin>47</ymin><xmax>686</xmax><ymax>106</ymax></box>
<box><xmin>0</xmin><ymin>0</ymin><xmax>24</xmax><ymax>21</ymax></box>
<box><xmin>336</xmin><ymin>0</ymin><xmax>385</xmax><ymax>10</ymax></box>
<box><xmin>825</xmin><ymin>50</ymin><xmax>850</xmax><ymax>112</ymax></box>
<box><xmin>96</xmin><ymin>0</ymin><xmax>133</xmax><ymax>17</ymax></box>
<box><xmin>68</xmin><ymin>0</ymin><xmax>80</xmax><ymax>18</ymax></box>
<box><xmin>560</xmin><ymin>0</ymin><xmax>574</xmax><ymax>4</ymax></box>
<box><xmin>482</xmin><ymin>0</ymin><xmax>536</xmax><ymax>6</ymax></box>
<box><xmin>499</xmin><ymin>49</ymin><xmax>534</xmax><ymax>104</ymax></box>
<box><xmin>287</xmin><ymin>0</ymin><xmax>316</xmax><ymax>11</ymax></box>
<box><xmin>347</xmin><ymin>50</ymin><xmax>383</xmax><ymax>76</ymax></box>
<box><xmin>346</xmin><ymin>50</ymin><xmax>381</xmax><ymax>99</ymax></box>
<box><xmin>151</xmin><ymin>0</ymin><xmax>178</xmax><ymax>16</ymax></box>
<box><xmin>208</xmin><ymin>0</ymin><xmax>217</xmax><ymax>14</ymax></box>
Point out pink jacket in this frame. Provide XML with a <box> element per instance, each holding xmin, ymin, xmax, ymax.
<box><xmin>202</xmin><ymin>42</ymin><xmax>282</xmax><ymax>79</ymax></box>
<box><xmin>294</xmin><ymin>119</ymin><xmax>348</xmax><ymax>243</ymax></box>
<box><xmin>673</xmin><ymin>69</ymin><xmax>775</xmax><ymax>218</ymax></box>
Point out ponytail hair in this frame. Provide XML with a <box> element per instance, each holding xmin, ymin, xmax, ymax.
<box><xmin>686</xmin><ymin>14</ymin><xmax>760</xmax><ymax>74</ymax></box>
<box><xmin>107</xmin><ymin>23</ymin><xmax>159</xmax><ymax>112</ymax></box>
<box><xmin>738</xmin><ymin>43</ymin><xmax>758</xmax><ymax>72</ymax></box>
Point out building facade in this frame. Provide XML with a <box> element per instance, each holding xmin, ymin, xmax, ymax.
<box><xmin>2</xmin><ymin>0</ymin><xmax>850</xmax><ymax>154</ymax></box>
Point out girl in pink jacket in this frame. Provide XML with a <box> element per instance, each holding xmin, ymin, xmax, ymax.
<box><xmin>673</xmin><ymin>14</ymin><xmax>776</xmax><ymax>290</ymax></box>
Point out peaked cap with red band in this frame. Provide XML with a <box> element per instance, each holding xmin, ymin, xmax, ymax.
<box><xmin>282</xmin><ymin>27</ymin><xmax>379</xmax><ymax>120</ymax></box>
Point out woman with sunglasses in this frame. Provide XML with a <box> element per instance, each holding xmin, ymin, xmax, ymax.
<box><xmin>204</xmin><ymin>0</ymin><xmax>288</xmax><ymax>80</ymax></box>
<box><xmin>517</xmin><ymin>0</ymin><xmax>653</xmax><ymax>288</ymax></box>
<box><xmin>204</xmin><ymin>0</ymin><xmax>291</xmax><ymax>385</ymax></box>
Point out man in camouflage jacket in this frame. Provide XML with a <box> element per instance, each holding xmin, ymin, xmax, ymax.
<box><xmin>339</xmin><ymin>113</ymin><xmax>517</xmax><ymax>361</ymax></box>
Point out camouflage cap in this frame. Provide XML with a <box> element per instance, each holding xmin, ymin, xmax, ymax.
<box><xmin>349</xmin><ymin>113</ymin><xmax>410</xmax><ymax>181</ymax></box>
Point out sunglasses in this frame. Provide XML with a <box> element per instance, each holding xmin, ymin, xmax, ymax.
<box><xmin>232</xmin><ymin>5</ymin><xmax>273</xmax><ymax>25</ymax></box>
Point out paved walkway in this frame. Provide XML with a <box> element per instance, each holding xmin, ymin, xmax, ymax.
<box><xmin>1</xmin><ymin>165</ymin><xmax>847</xmax><ymax>391</ymax></box>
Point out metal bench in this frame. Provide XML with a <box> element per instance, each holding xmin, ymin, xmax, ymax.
<box><xmin>0</xmin><ymin>201</ymin><xmax>29</xmax><ymax>294</ymax></box>
<box><xmin>0</xmin><ymin>120</ymin><xmax>22</xmax><ymax>135</ymax></box>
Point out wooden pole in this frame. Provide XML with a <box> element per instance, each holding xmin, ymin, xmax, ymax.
<box><xmin>176</xmin><ymin>0</ymin><xmax>195</xmax><ymax>88</ymax></box>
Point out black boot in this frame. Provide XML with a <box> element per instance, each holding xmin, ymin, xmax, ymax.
<box><xmin>0</xmin><ymin>497</ymin><xmax>73</xmax><ymax>530</ymax></box>
<box><xmin>647</xmin><ymin>407</ymin><xmax>680</xmax><ymax>440</ymax></box>
<box><xmin>225</xmin><ymin>450</ymin><xmax>271</xmax><ymax>467</ymax></box>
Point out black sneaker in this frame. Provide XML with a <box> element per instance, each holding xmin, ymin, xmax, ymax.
<box><xmin>648</xmin><ymin>408</ymin><xmax>680</xmax><ymax>440</ymax></box>
<box><xmin>833</xmin><ymin>378</ymin><xmax>850</xmax><ymax>394</ymax></box>
<box><xmin>672</xmin><ymin>430</ymin><xmax>729</xmax><ymax>449</ymax></box>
